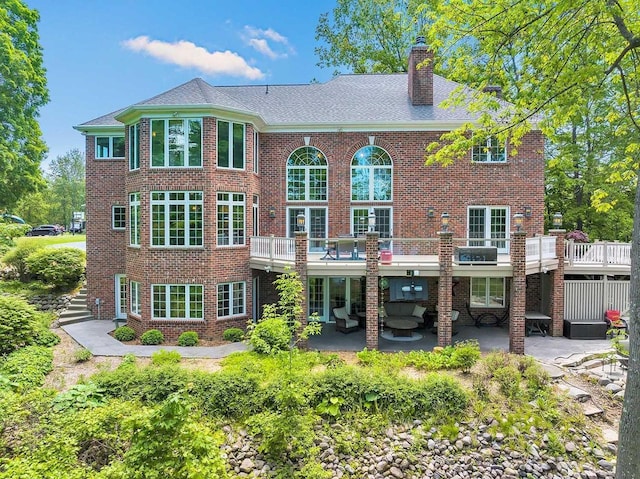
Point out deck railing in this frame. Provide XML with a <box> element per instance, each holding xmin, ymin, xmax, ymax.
<box><xmin>565</xmin><ymin>241</ymin><xmax>632</xmax><ymax>266</ymax></box>
<box><xmin>250</xmin><ymin>236</ymin><xmax>295</xmax><ymax>261</ymax></box>
<box><xmin>526</xmin><ymin>236</ymin><xmax>557</xmax><ymax>262</ymax></box>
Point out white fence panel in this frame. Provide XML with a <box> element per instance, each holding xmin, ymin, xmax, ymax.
<box><xmin>564</xmin><ymin>279</ymin><xmax>630</xmax><ymax>320</ymax></box>
<box><xmin>608</xmin><ymin>282</ymin><xmax>630</xmax><ymax>312</ymax></box>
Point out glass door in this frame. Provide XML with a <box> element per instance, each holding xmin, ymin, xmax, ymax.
<box><xmin>115</xmin><ymin>274</ymin><xmax>127</xmax><ymax>319</ymax></box>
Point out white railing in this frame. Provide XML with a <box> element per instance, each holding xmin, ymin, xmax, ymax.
<box><xmin>250</xmin><ymin>236</ymin><xmax>295</xmax><ymax>261</ymax></box>
<box><xmin>565</xmin><ymin>241</ymin><xmax>632</xmax><ymax>266</ymax></box>
<box><xmin>525</xmin><ymin>236</ymin><xmax>557</xmax><ymax>262</ymax></box>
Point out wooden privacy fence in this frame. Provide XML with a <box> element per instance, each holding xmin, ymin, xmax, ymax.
<box><xmin>564</xmin><ymin>279</ymin><xmax>629</xmax><ymax>320</ymax></box>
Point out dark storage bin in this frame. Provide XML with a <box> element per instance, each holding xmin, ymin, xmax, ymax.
<box><xmin>563</xmin><ymin>319</ymin><xmax>608</xmax><ymax>339</ymax></box>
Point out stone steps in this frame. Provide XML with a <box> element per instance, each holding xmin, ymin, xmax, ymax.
<box><xmin>58</xmin><ymin>287</ymin><xmax>94</xmax><ymax>325</ymax></box>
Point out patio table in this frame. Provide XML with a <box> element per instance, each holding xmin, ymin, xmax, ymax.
<box><xmin>385</xmin><ymin>319</ymin><xmax>418</xmax><ymax>337</ymax></box>
<box><xmin>525</xmin><ymin>311</ymin><xmax>551</xmax><ymax>337</ymax></box>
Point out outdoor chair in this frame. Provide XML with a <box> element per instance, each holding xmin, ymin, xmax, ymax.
<box><xmin>466</xmin><ymin>302</ymin><xmax>509</xmax><ymax>327</ymax></box>
<box><xmin>333</xmin><ymin>306</ymin><xmax>359</xmax><ymax>333</ymax></box>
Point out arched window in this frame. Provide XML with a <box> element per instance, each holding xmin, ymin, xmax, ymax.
<box><xmin>351</xmin><ymin>146</ymin><xmax>392</xmax><ymax>201</ymax></box>
<box><xmin>287</xmin><ymin>147</ymin><xmax>328</xmax><ymax>201</ymax></box>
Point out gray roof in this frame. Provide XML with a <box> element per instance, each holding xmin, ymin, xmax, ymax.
<box><xmin>77</xmin><ymin>74</ymin><xmax>499</xmax><ymax>128</ymax></box>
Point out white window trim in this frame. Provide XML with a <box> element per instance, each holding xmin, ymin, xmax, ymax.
<box><xmin>150</xmin><ymin>191</ymin><xmax>203</xmax><ymax>248</ymax></box>
<box><xmin>350</xmin><ymin>206</ymin><xmax>393</xmax><ymax>238</ymax></box>
<box><xmin>112</xmin><ymin>205</ymin><xmax>126</xmax><ymax>230</ymax></box>
<box><xmin>253</xmin><ymin>130</ymin><xmax>259</xmax><ymax>174</ymax></box>
<box><xmin>286</xmin><ymin>147</ymin><xmax>329</xmax><ymax>202</ymax></box>
<box><xmin>467</xmin><ymin>205</ymin><xmax>510</xmax><ymax>253</ymax></box>
<box><xmin>470</xmin><ymin>277</ymin><xmax>506</xmax><ymax>308</ymax></box>
<box><xmin>150</xmin><ymin>118</ymin><xmax>203</xmax><ymax>168</ymax></box>
<box><xmin>128</xmin><ymin>124</ymin><xmax>140</xmax><ymax>171</ymax></box>
<box><xmin>151</xmin><ymin>284</ymin><xmax>204</xmax><ymax>320</ymax></box>
<box><xmin>95</xmin><ymin>136</ymin><xmax>125</xmax><ymax>159</ymax></box>
<box><xmin>217</xmin><ymin>192</ymin><xmax>246</xmax><ymax>247</ymax></box>
<box><xmin>471</xmin><ymin>134</ymin><xmax>507</xmax><ymax>163</ymax></box>
<box><xmin>129</xmin><ymin>192</ymin><xmax>140</xmax><ymax>247</ymax></box>
<box><xmin>350</xmin><ymin>146</ymin><xmax>393</xmax><ymax>202</ymax></box>
<box><xmin>130</xmin><ymin>280</ymin><xmax>141</xmax><ymax>316</ymax></box>
<box><xmin>217</xmin><ymin>120</ymin><xmax>246</xmax><ymax>170</ymax></box>
<box><xmin>286</xmin><ymin>207</ymin><xmax>328</xmax><ymax>238</ymax></box>
<box><xmin>217</xmin><ymin>281</ymin><xmax>246</xmax><ymax>319</ymax></box>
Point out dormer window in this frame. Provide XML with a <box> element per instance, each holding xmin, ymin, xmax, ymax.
<box><xmin>472</xmin><ymin>135</ymin><xmax>506</xmax><ymax>163</ymax></box>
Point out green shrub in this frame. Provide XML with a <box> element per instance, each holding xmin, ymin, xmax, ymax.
<box><xmin>151</xmin><ymin>349</ymin><xmax>181</xmax><ymax>365</ymax></box>
<box><xmin>74</xmin><ymin>348</ymin><xmax>93</xmax><ymax>363</ymax></box>
<box><xmin>177</xmin><ymin>331</ymin><xmax>199</xmax><ymax>346</ymax></box>
<box><xmin>493</xmin><ymin>365</ymin><xmax>522</xmax><ymax>399</ymax></box>
<box><xmin>114</xmin><ymin>326</ymin><xmax>136</xmax><ymax>341</ymax></box>
<box><xmin>24</xmin><ymin>247</ymin><xmax>86</xmax><ymax>288</ymax></box>
<box><xmin>451</xmin><ymin>340</ymin><xmax>481</xmax><ymax>373</ymax></box>
<box><xmin>1</xmin><ymin>238</ymin><xmax>44</xmax><ymax>281</ymax></box>
<box><xmin>246</xmin><ymin>317</ymin><xmax>291</xmax><ymax>354</ymax></box>
<box><xmin>222</xmin><ymin>327</ymin><xmax>244</xmax><ymax>342</ymax></box>
<box><xmin>0</xmin><ymin>295</ymin><xmax>40</xmax><ymax>354</ymax></box>
<box><xmin>191</xmin><ymin>372</ymin><xmax>262</xmax><ymax>418</ymax></box>
<box><xmin>52</xmin><ymin>382</ymin><xmax>106</xmax><ymax>411</ymax></box>
<box><xmin>32</xmin><ymin>329</ymin><xmax>60</xmax><ymax>347</ymax></box>
<box><xmin>523</xmin><ymin>363</ymin><xmax>550</xmax><ymax>394</ymax></box>
<box><xmin>140</xmin><ymin>329</ymin><xmax>164</xmax><ymax>345</ymax></box>
<box><xmin>0</xmin><ymin>223</ymin><xmax>30</xmax><ymax>243</ymax></box>
<box><xmin>0</xmin><ymin>345</ymin><xmax>53</xmax><ymax>390</ymax></box>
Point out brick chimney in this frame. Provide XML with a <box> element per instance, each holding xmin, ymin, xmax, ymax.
<box><xmin>408</xmin><ymin>36</ymin><xmax>433</xmax><ymax>106</ymax></box>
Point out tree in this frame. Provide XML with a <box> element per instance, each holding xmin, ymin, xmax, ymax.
<box><xmin>315</xmin><ymin>0</ymin><xmax>433</xmax><ymax>74</ymax></box>
<box><xmin>47</xmin><ymin>149</ymin><xmax>85</xmax><ymax>227</ymax></box>
<box><xmin>424</xmin><ymin>1</ymin><xmax>639</xmax><ymax>475</ymax></box>
<box><xmin>0</xmin><ymin>0</ymin><xmax>49</xmax><ymax>211</ymax></box>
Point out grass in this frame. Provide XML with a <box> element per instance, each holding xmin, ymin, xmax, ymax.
<box><xmin>0</xmin><ymin>279</ymin><xmax>55</xmax><ymax>296</ymax></box>
<box><xmin>16</xmin><ymin>233</ymin><xmax>86</xmax><ymax>247</ymax></box>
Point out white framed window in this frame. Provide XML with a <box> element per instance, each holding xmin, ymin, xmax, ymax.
<box><xmin>287</xmin><ymin>207</ymin><xmax>327</xmax><ymax>251</ymax></box>
<box><xmin>96</xmin><ymin>136</ymin><xmax>125</xmax><ymax>159</ymax></box>
<box><xmin>151</xmin><ymin>191</ymin><xmax>203</xmax><ymax>247</ymax></box>
<box><xmin>130</xmin><ymin>281</ymin><xmax>141</xmax><ymax>315</ymax></box>
<box><xmin>112</xmin><ymin>205</ymin><xmax>126</xmax><ymax>230</ymax></box>
<box><xmin>470</xmin><ymin>277</ymin><xmax>505</xmax><ymax>308</ymax></box>
<box><xmin>217</xmin><ymin>120</ymin><xmax>245</xmax><ymax>169</ymax></box>
<box><xmin>253</xmin><ymin>130</ymin><xmax>259</xmax><ymax>174</ymax></box>
<box><xmin>151</xmin><ymin>118</ymin><xmax>202</xmax><ymax>167</ymax></box>
<box><xmin>287</xmin><ymin>147</ymin><xmax>328</xmax><ymax>201</ymax></box>
<box><xmin>129</xmin><ymin>193</ymin><xmax>140</xmax><ymax>246</ymax></box>
<box><xmin>217</xmin><ymin>192</ymin><xmax>245</xmax><ymax>246</ymax></box>
<box><xmin>217</xmin><ymin>281</ymin><xmax>246</xmax><ymax>318</ymax></box>
<box><xmin>351</xmin><ymin>207</ymin><xmax>392</xmax><ymax>239</ymax></box>
<box><xmin>152</xmin><ymin>284</ymin><xmax>203</xmax><ymax>320</ymax></box>
<box><xmin>252</xmin><ymin>195</ymin><xmax>259</xmax><ymax>237</ymax></box>
<box><xmin>472</xmin><ymin>135</ymin><xmax>506</xmax><ymax>163</ymax></box>
<box><xmin>468</xmin><ymin>206</ymin><xmax>509</xmax><ymax>253</ymax></box>
<box><xmin>351</xmin><ymin>146</ymin><xmax>392</xmax><ymax>201</ymax></box>
<box><xmin>128</xmin><ymin>123</ymin><xmax>140</xmax><ymax>170</ymax></box>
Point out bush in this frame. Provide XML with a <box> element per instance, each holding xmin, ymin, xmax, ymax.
<box><xmin>0</xmin><ymin>345</ymin><xmax>53</xmax><ymax>390</ymax></box>
<box><xmin>191</xmin><ymin>372</ymin><xmax>262</xmax><ymax>418</ymax></box>
<box><xmin>493</xmin><ymin>365</ymin><xmax>522</xmax><ymax>399</ymax></box>
<box><xmin>246</xmin><ymin>317</ymin><xmax>291</xmax><ymax>355</ymax></box>
<box><xmin>451</xmin><ymin>340</ymin><xmax>481</xmax><ymax>373</ymax></box>
<box><xmin>151</xmin><ymin>349</ymin><xmax>182</xmax><ymax>365</ymax></box>
<box><xmin>25</xmin><ymin>247</ymin><xmax>86</xmax><ymax>288</ymax></box>
<box><xmin>114</xmin><ymin>326</ymin><xmax>136</xmax><ymax>342</ymax></box>
<box><xmin>1</xmin><ymin>239</ymin><xmax>45</xmax><ymax>281</ymax></box>
<box><xmin>74</xmin><ymin>348</ymin><xmax>93</xmax><ymax>363</ymax></box>
<box><xmin>32</xmin><ymin>328</ymin><xmax>61</xmax><ymax>347</ymax></box>
<box><xmin>0</xmin><ymin>295</ymin><xmax>40</xmax><ymax>355</ymax></box>
<box><xmin>140</xmin><ymin>329</ymin><xmax>164</xmax><ymax>345</ymax></box>
<box><xmin>177</xmin><ymin>331</ymin><xmax>199</xmax><ymax>346</ymax></box>
<box><xmin>222</xmin><ymin>328</ymin><xmax>244</xmax><ymax>342</ymax></box>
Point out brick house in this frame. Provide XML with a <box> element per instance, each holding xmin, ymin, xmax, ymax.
<box><xmin>75</xmin><ymin>39</ymin><xmax>568</xmax><ymax>354</ymax></box>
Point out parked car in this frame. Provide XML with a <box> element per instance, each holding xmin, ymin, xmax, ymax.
<box><xmin>26</xmin><ymin>225</ymin><xmax>62</xmax><ymax>236</ymax></box>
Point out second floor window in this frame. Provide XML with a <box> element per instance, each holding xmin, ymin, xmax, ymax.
<box><xmin>128</xmin><ymin>123</ymin><xmax>140</xmax><ymax>170</ymax></box>
<box><xmin>151</xmin><ymin>191</ymin><xmax>203</xmax><ymax>247</ymax></box>
<box><xmin>217</xmin><ymin>192</ymin><xmax>245</xmax><ymax>246</ymax></box>
<box><xmin>96</xmin><ymin>136</ymin><xmax>125</xmax><ymax>159</ymax></box>
<box><xmin>472</xmin><ymin>135</ymin><xmax>506</xmax><ymax>163</ymax></box>
<box><xmin>287</xmin><ymin>147</ymin><xmax>327</xmax><ymax>201</ymax></box>
<box><xmin>129</xmin><ymin>192</ymin><xmax>140</xmax><ymax>246</ymax></box>
<box><xmin>351</xmin><ymin>146</ymin><xmax>392</xmax><ymax>201</ymax></box>
<box><xmin>151</xmin><ymin>119</ymin><xmax>202</xmax><ymax>167</ymax></box>
<box><xmin>217</xmin><ymin>120</ymin><xmax>245</xmax><ymax>169</ymax></box>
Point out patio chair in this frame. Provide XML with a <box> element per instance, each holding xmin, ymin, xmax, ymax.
<box><xmin>466</xmin><ymin>302</ymin><xmax>509</xmax><ymax>327</ymax></box>
<box><xmin>333</xmin><ymin>306</ymin><xmax>359</xmax><ymax>334</ymax></box>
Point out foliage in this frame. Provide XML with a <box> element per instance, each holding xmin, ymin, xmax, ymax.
<box><xmin>492</xmin><ymin>366</ymin><xmax>522</xmax><ymax>400</ymax></box>
<box><xmin>565</xmin><ymin>230</ymin><xmax>590</xmax><ymax>243</ymax></box>
<box><xmin>0</xmin><ymin>345</ymin><xmax>53</xmax><ymax>390</ymax></box>
<box><xmin>451</xmin><ymin>340</ymin><xmax>481</xmax><ymax>373</ymax></box>
<box><xmin>151</xmin><ymin>349</ymin><xmax>182</xmax><ymax>366</ymax></box>
<box><xmin>177</xmin><ymin>331</ymin><xmax>199</xmax><ymax>346</ymax></box>
<box><xmin>113</xmin><ymin>326</ymin><xmax>136</xmax><ymax>342</ymax></box>
<box><xmin>45</xmin><ymin>149</ymin><xmax>85</xmax><ymax>226</ymax></box>
<box><xmin>0</xmin><ymin>223</ymin><xmax>30</xmax><ymax>250</ymax></box>
<box><xmin>73</xmin><ymin>348</ymin><xmax>92</xmax><ymax>363</ymax></box>
<box><xmin>52</xmin><ymin>382</ymin><xmax>106</xmax><ymax>411</ymax></box>
<box><xmin>222</xmin><ymin>327</ymin><xmax>243</xmax><ymax>342</ymax></box>
<box><xmin>0</xmin><ymin>0</ymin><xmax>49</xmax><ymax>210</ymax></box>
<box><xmin>1</xmin><ymin>238</ymin><xmax>45</xmax><ymax>281</ymax></box>
<box><xmin>140</xmin><ymin>329</ymin><xmax>164</xmax><ymax>345</ymax></box>
<box><xmin>33</xmin><ymin>328</ymin><xmax>60</xmax><ymax>347</ymax></box>
<box><xmin>25</xmin><ymin>247</ymin><xmax>86</xmax><ymax>288</ymax></box>
<box><xmin>246</xmin><ymin>316</ymin><xmax>292</xmax><ymax>354</ymax></box>
<box><xmin>190</xmin><ymin>371</ymin><xmax>262</xmax><ymax>419</ymax></box>
<box><xmin>0</xmin><ymin>295</ymin><xmax>40</xmax><ymax>354</ymax></box>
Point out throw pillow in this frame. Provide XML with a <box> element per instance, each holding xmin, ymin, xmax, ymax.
<box><xmin>412</xmin><ymin>304</ymin><xmax>426</xmax><ymax>318</ymax></box>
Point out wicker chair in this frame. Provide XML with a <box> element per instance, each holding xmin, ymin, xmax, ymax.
<box><xmin>333</xmin><ymin>306</ymin><xmax>360</xmax><ymax>333</ymax></box>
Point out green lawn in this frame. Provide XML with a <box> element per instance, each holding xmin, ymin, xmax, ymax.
<box><xmin>16</xmin><ymin>233</ymin><xmax>86</xmax><ymax>247</ymax></box>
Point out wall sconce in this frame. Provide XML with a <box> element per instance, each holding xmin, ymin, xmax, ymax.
<box><xmin>427</xmin><ymin>206</ymin><xmax>435</xmax><ymax>218</ymax></box>
<box><xmin>523</xmin><ymin>206</ymin><xmax>532</xmax><ymax>218</ymax></box>
<box><xmin>368</xmin><ymin>208</ymin><xmax>376</xmax><ymax>232</ymax></box>
<box><xmin>440</xmin><ymin>212</ymin><xmax>450</xmax><ymax>232</ymax></box>
<box><xmin>296</xmin><ymin>211</ymin><xmax>306</xmax><ymax>232</ymax></box>
<box><xmin>268</xmin><ymin>206</ymin><xmax>276</xmax><ymax>219</ymax></box>
<box><xmin>513</xmin><ymin>213</ymin><xmax>524</xmax><ymax>232</ymax></box>
<box><xmin>552</xmin><ymin>212</ymin><xmax>563</xmax><ymax>229</ymax></box>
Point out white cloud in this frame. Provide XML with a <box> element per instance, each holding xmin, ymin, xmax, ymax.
<box><xmin>242</xmin><ymin>26</ymin><xmax>296</xmax><ymax>59</ymax></box>
<box><xmin>122</xmin><ymin>36</ymin><xmax>264</xmax><ymax>80</ymax></box>
<box><xmin>248</xmin><ymin>38</ymin><xmax>278</xmax><ymax>59</ymax></box>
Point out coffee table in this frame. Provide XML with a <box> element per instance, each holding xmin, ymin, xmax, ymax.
<box><xmin>385</xmin><ymin>319</ymin><xmax>418</xmax><ymax>337</ymax></box>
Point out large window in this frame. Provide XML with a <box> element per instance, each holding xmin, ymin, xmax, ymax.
<box><xmin>470</xmin><ymin>277</ymin><xmax>505</xmax><ymax>308</ymax></box>
<box><xmin>128</xmin><ymin>123</ymin><xmax>140</xmax><ymax>170</ymax></box>
<box><xmin>287</xmin><ymin>207</ymin><xmax>327</xmax><ymax>251</ymax></box>
<box><xmin>151</xmin><ymin>119</ymin><xmax>202</xmax><ymax>167</ymax></box>
<box><xmin>287</xmin><ymin>147</ymin><xmax>327</xmax><ymax>201</ymax></box>
<box><xmin>468</xmin><ymin>206</ymin><xmax>509</xmax><ymax>253</ymax></box>
<box><xmin>472</xmin><ymin>135</ymin><xmax>506</xmax><ymax>163</ymax></box>
<box><xmin>217</xmin><ymin>193</ymin><xmax>245</xmax><ymax>246</ymax></box>
<box><xmin>351</xmin><ymin>146</ymin><xmax>392</xmax><ymax>201</ymax></box>
<box><xmin>129</xmin><ymin>193</ymin><xmax>140</xmax><ymax>246</ymax></box>
<box><xmin>130</xmin><ymin>281</ymin><xmax>141</xmax><ymax>315</ymax></box>
<box><xmin>96</xmin><ymin>136</ymin><xmax>125</xmax><ymax>159</ymax></box>
<box><xmin>152</xmin><ymin>284</ymin><xmax>203</xmax><ymax>320</ymax></box>
<box><xmin>217</xmin><ymin>121</ymin><xmax>245</xmax><ymax>169</ymax></box>
<box><xmin>352</xmin><ymin>207</ymin><xmax>392</xmax><ymax>239</ymax></box>
<box><xmin>253</xmin><ymin>130</ymin><xmax>259</xmax><ymax>174</ymax></box>
<box><xmin>218</xmin><ymin>281</ymin><xmax>245</xmax><ymax>318</ymax></box>
<box><xmin>112</xmin><ymin>206</ymin><xmax>126</xmax><ymax>230</ymax></box>
<box><xmin>151</xmin><ymin>191</ymin><xmax>203</xmax><ymax>247</ymax></box>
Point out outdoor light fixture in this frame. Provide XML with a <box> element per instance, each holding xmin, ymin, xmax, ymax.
<box><xmin>523</xmin><ymin>206</ymin><xmax>532</xmax><ymax>218</ymax></box>
<box><xmin>427</xmin><ymin>206</ymin><xmax>435</xmax><ymax>218</ymax></box>
<box><xmin>368</xmin><ymin>208</ymin><xmax>376</xmax><ymax>232</ymax></box>
<box><xmin>513</xmin><ymin>213</ymin><xmax>524</xmax><ymax>232</ymax></box>
<box><xmin>552</xmin><ymin>212</ymin><xmax>563</xmax><ymax>229</ymax></box>
<box><xmin>296</xmin><ymin>212</ymin><xmax>306</xmax><ymax>232</ymax></box>
<box><xmin>441</xmin><ymin>212</ymin><xmax>450</xmax><ymax>232</ymax></box>
<box><xmin>268</xmin><ymin>206</ymin><xmax>276</xmax><ymax>218</ymax></box>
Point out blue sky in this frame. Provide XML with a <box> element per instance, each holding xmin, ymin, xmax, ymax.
<box><xmin>26</xmin><ymin>0</ymin><xmax>337</xmax><ymax>166</ymax></box>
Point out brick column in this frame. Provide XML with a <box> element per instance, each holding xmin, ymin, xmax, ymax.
<box><xmin>437</xmin><ymin>231</ymin><xmax>453</xmax><ymax>347</ymax></box>
<box><xmin>549</xmin><ymin>229</ymin><xmax>566</xmax><ymax>336</ymax></box>
<box><xmin>295</xmin><ymin>231</ymin><xmax>308</xmax><ymax>348</ymax></box>
<box><xmin>366</xmin><ymin>231</ymin><xmax>380</xmax><ymax>350</ymax></box>
<box><xmin>510</xmin><ymin>231</ymin><xmax>526</xmax><ymax>354</ymax></box>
